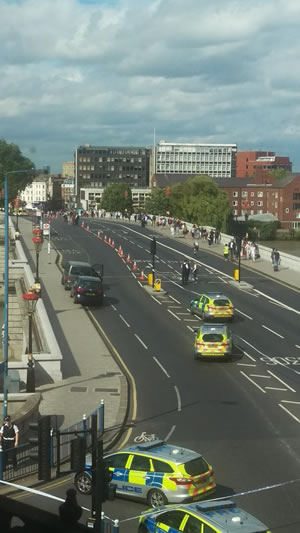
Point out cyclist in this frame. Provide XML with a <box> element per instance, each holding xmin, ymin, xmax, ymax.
<box><xmin>193</xmin><ymin>241</ymin><xmax>199</xmax><ymax>255</ymax></box>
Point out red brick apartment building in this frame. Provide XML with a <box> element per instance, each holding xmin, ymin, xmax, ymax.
<box><xmin>236</xmin><ymin>151</ymin><xmax>292</xmax><ymax>178</ymax></box>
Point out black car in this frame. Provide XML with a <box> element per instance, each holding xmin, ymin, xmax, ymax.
<box><xmin>70</xmin><ymin>276</ymin><xmax>104</xmax><ymax>306</ymax></box>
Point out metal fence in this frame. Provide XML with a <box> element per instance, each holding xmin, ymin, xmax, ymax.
<box><xmin>0</xmin><ymin>401</ymin><xmax>105</xmax><ymax>481</ymax></box>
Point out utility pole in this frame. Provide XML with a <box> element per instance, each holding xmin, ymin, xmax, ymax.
<box><xmin>150</xmin><ymin>236</ymin><xmax>156</xmax><ymax>289</ymax></box>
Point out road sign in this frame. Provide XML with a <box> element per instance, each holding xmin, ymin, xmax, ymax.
<box><xmin>43</xmin><ymin>223</ymin><xmax>50</xmax><ymax>236</ymax></box>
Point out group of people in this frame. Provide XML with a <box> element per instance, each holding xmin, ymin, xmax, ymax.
<box><xmin>223</xmin><ymin>238</ymin><xmax>260</xmax><ymax>262</ymax></box>
<box><xmin>181</xmin><ymin>259</ymin><xmax>198</xmax><ymax>284</ymax></box>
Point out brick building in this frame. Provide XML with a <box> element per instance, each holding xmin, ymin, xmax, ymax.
<box><xmin>236</xmin><ymin>151</ymin><xmax>292</xmax><ymax>178</ymax></box>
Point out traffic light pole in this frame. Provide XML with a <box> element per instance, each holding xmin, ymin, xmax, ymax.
<box><xmin>95</xmin><ymin>440</ymin><xmax>104</xmax><ymax>532</ymax></box>
<box><xmin>91</xmin><ymin>414</ymin><xmax>98</xmax><ymax>524</ymax></box>
<box><xmin>150</xmin><ymin>237</ymin><xmax>156</xmax><ymax>289</ymax></box>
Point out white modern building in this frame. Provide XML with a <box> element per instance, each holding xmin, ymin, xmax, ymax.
<box><xmin>155</xmin><ymin>141</ymin><xmax>237</xmax><ymax>178</ymax></box>
<box><xmin>20</xmin><ymin>177</ymin><xmax>49</xmax><ymax>205</ymax></box>
<box><xmin>79</xmin><ymin>187</ymin><xmax>151</xmax><ymax>211</ymax></box>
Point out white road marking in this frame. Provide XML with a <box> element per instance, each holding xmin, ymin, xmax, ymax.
<box><xmin>236</xmin><ymin>309</ymin><xmax>253</xmax><ymax>320</ymax></box>
<box><xmin>279</xmin><ymin>404</ymin><xmax>300</xmax><ymax>423</ymax></box>
<box><xmin>296</xmin><ymin>345</ymin><xmax>300</xmax><ymax>350</ymax></box>
<box><xmin>137</xmin><ymin>244</ymin><xmax>143</xmax><ymax>248</ymax></box>
<box><xmin>153</xmin><ymin>357</ymin><xmax>170</xmax><ymax>378</ymax></box>
<box><xmin>186</xmin><ymin>325</ymin><xmax>195</xmax><ymax>332</ymax></box>
<box><xmin>134</xmin><ymin>334</ymin><xmax>148</xmax><ymax>349</ymax></box>
<box><xmin>218</xmin><ymin>276</ymin><xmax>227</xmax><ymax>283</ymax></box>
<box><xmin>237</xmin><ymin>363</ymin><xmax>257</xmax><ymax>367</ymax></box>
<box><xmin>126</xmin><ymin>265</ymin><xmax>131</xmax><ymax>270</ymax></box>
<box><xmin>138</xmin><ymin>281</ymin><xmax>143</xmax><ymax>288</ymax></box>
<box><xmin>145</xmin><ymin>249</ymin><xmax>151</xmax><ymax>253</ymax></box>
<box><xmin>170</xmin><ymin>281</ymin><xmax>184</xmax><ymax>290</ymax></box>
<box><xmin>243</xmin><ymin>351</ymin><xmax>256</xmax><ymax>362</ymax></box>
<box><xmin>168</xmin><ymin>309</ymin><xmax>181</xmax><ymax>321</ymax></box>
<box><xmin>169</xmin><ymin>306</ymin><xmax>182</xmax><ymax>309</ymax></box>
<box><xmin>281</xmin><ymin>400</ymin><xmax>300</xmax><ymax>404</ymax></box>
<box><xmin>131</xmin><ymin>272</ymin><xmax>136</xmax><ymax>278</ymax></box>
<box><xmin>240</xmin><ymin>371</ymin><xmax>266</xmax><ymax>393</ymax></box>
<box><xmin>262</xmin><ymin>325</ymin><xmax>284</xmax><ymax>339</ymax></box>
<box><xmin>239</xmin><ymin>337</ymin><xmax>269</xmax><ymax>358</ymax></box>
<box><xmin>129</xmin><ymin>240</ymin><xmax>135</xmax><ymax>244</ymax></box>
<box><xmin>176</xmin><ymin>311</ymin><xmax>189</xmax><ymax>314</ymax></box>
<box><xmin>161</xmin><ymin>259</ymin><xmax>166</xmax><ymax>264</ymax></box>
<box><xmin>169</xmin><ymin>295</ymin><xmax>181</xmax><ymax>304</ymax></box>
<box><xmin>123</xmin><ymin>236</ymin><xmax>128</xmax><ymax>240</ymax></box>
<box><xmin>250</xmin><ymin>374</ymin><xmax>271</xmax><ymax>379</ymax></box>
<box><xmin>174</xmin><ymin>386</ymin><xmax>182</xmax><ymax>411</ymax></box>
<box><xmin>265</xmin><ymin>387</ymin><xmax>287</xmax><ymax>391</ymax></box>
<box><xmin>184</xmin><ymin>318</ymin><xmax>199</xmax><ymax>322</ymax></box>
<box><xmin>254</xmin><ymin>289</ymin><xmax>300</xmax><ymax>316</ymax></box>
<box><xmin>205</xmin><ymin>268</ymin><xmax>213</xmax><ymax>274</ymax></box>
<box><xmin>119</xmin><ymin>315</ymin><xmax>130</xmax><ymax>328</ymax></box>
<box><xmin>174</xmin><ymin>270</ymin><xmax>181</xmax><ymax>275</ymax></box>
<box><xmin>151</xmin><ymin>296</ymin><xmax>162</xmax><ymax>305</ymax></box>
<box><xmin>267</xmin><ymin>370</ymin><xmax>296</xmax><ymax>392</ymax></box>
<box><xmin>164</xmin><ymin>425</ymin><xmax>176</xmax><ymax>441</ymax></box>
<box><xmin>111</xmin><ymin>305</ymin><xmax>117</xmax><ymax>311</ymax></box>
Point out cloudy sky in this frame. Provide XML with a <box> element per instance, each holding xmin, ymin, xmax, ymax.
<box><xmin>1</xmin><ymin>0</ymin><xmax>300</xmax><ymax>172</ymax></box>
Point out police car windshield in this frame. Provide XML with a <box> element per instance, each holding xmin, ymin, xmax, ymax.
<box><xmin>213</xmin><ymin>299</ymin><xmax>230</xmax><ymax>306</ymax></box>
<box><xmin>203</xmin><ymin>334</ymin><xmax>224</xmax><ymax>343</ymax></box>
<box><xmin>183</xmin><ymin>457</ymin><xmax>209</xmax><ymax>476</ymax></box>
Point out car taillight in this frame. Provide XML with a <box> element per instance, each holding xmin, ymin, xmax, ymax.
<box><xmin>169</xmin><ymin>477</ymin><xmax>192</xmax><ymax>485</ymax></box>
<box><xmin>207</xmin><ymin>305</ymin><xmax>214</xmax><ymax>310</ymax></box>
<box><xmin>196</xmin><ymin>342</ymin><xmax>204</xmax><ymax>346</ymax></box>
<box><xmin>66</xmin><ymin>275</ymin><xmax>70</xmax><ymax>281</ymax></box>
<box><xmin>76</xmin><ymin>287</ymin><xmax>85</xmax><ymax>293</ymax></box>
<box><xmin>96</xmin><ymin>289</ymin><xmax>103</xmax><ymax>295</ymax></box>
<box><xmin>221</xmin><ymin>341</ymin><xmax>229</xmax><ymax>346</ymax></box>
<box><xmin>229</xmin><ymin>306</ymin><xmax>233</xmax><ymax>310</ymax></box>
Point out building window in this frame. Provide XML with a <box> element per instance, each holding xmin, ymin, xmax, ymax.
<box><xmin>241</xmin><ymin>191</ymin><xmax>248</xmax><ymax>198</ymax></box>
<box><xmin>275</xmin><ymin>192</ymin><xmax>278</xmax><ymax>198</ymax></box>
<box><xmin>250</xmin><ymin>201</ymin><xmax>254</xmax><ymax>206</ymax></box>
<box><xmin>293</xmin><ymin>204</ymin><xmax>300</xmax><ymax>210</ymax></box>
<box><xmin>257</xmin><ymin>201</ymin><xmax>263</xmax><ymax>207</ymax></box>
<box><xmin>257</xmin><ymin>191</ymin><xmax>264</xmax><ymax>197</ymax></box>
<box><xmin>250</xmin><ymin>192</ymin><xmax>255</xmax><ymax>197</ymax></box>
<box><xmin>285</xmin><ymin>208</ymin><xmax>290</xmax><ymax>213</ymax></box>
<box><xmin>232</xmin><ymin>201</ymin><xmax>238</xmax><ymax>206</ymax></box>
<box><xmin>232</xmin><ymin>191</ymin><xmax>238</xmax><ymax>197</ymax></box>
<box><xmin>293</xmin><ymin>193</ymin><xmax>300</xmax><ymax>200</ymax></box>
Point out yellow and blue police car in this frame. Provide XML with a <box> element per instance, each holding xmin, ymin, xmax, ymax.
<box><xmin>194</xmin><ymin>324</ymin><xmax>233</xmax><ymax>360</ymax></box>
<box><xmin>138</xmin><ymin>500</ymin><xmax>271</xmax><ymax>533</ymax></box>
<box><xmin>74</xmin><ymin>440</ymin><xmax>216</xmax><ymax>507</ymax></box>
<box><xmin>190</xmin><ymin>293</ymin><xmax>234</xmax><ymax>321</ymax></box>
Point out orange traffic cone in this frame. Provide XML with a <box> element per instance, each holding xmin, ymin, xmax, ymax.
<box><xmin>104</xmin><ymin>234</ymin><xmax>107</xmax><ymax>242</ymax></box>
<box><xmin>118</xmin><ymin>245</ymin><xmax>122</xmax><ymax>254</ymax></box>
<box><xmin>97</xmin><ymin>231</ymin><xmax>101</xmax><ymax>238</ymax></box>
<box><xmin>86</xmin><ymin>225</ymin><xmax>89</xmax><ymax>232</ymax></box>
<box><xmin>81</xmin><ymin>222</ymin><xmax>84</xmax><ymax>228</ymax></box>
<box><xmin>111</xmin><ymin>239</ymin><xmax>115</xmax><ymax>248</ymax></box>
<box><xmin>139</xmin><ymin>269</ymin><xmax>146</xmax><ymax>280</ymax></box>
<box><xmin>119</xmin><ymin>248</ymin><xmax>124</xmax><ymax>258</ymax></box>
<box><xmin>132</xmin><ymin>260</ymin><xmax>137</xmax><ymax>271</ymax></box>
<box><xmin>126</xmin><ymin>254</ymin><xmax>131</xmax><ymax>263</ymax></box>
<box><xmin>108</xmin><ymin>237</ymin><xmax>111</xmax><ymax>246</ymax></box>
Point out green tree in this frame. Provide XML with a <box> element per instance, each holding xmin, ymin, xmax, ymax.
<box><xmin>145</xmin><ymin>188</ymin><xmax>171</xmax><ymax>215</ymax></box>
<box><xmin>269</xmin><ymin>168</ymin><xmax>290</xmax><ymax>181</ymax></box>
<box><xmin>0</xmin><ymin>139</ymin><xmax>35</xmax><ymax>204</ymax></box>
<box><xmin>169</xmin><ymin>176</ymin><xmax>231</xmax><ymax>231</ymax></box>
<box><xmin>101</xmin><ymin>184</ymin><xmax>133</xmax><ymax>214</ymax></box>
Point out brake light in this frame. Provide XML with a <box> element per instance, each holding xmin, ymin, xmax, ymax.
<box><xmin>75</xmin><ymin>287</ymin><xmax>85</xmax><ymax>293</ymax></box>
<box><xmin>169</xmin><ymin>477</ymin><xmax>192</xmax><ymax>485</ymax></box>
<box><xmin>196</xmin><ymin>342</ymin><xmax>204</xmax><ymax>347</ymax></box>
<box><xmin>221</xmin><ymin>341</ymin><xmax>229</xmax><ymax>346</ymax></box>
<box><xmin>207</xmin><ymin>305</ymin><xmax>214</xmax><ymax>310</ymax></box>
<box><xmin>66</xmin><ymin>275</ymin><xmax>70</xmax><ymax>281</ymax></box>
<box><xmin>229</xmin><ymin>306</ymin><xmax>233</xmax><ymax>310</ymax></box>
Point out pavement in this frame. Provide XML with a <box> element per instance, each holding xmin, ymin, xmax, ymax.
<box><xmin>17</xmin><ymin>216</ymin><xmax>129</xmax><ymax>446</ymax></box>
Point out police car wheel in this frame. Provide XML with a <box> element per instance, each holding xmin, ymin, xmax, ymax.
<box><xmin>147</xmin><ymin>488</ymin><xmax>167</xmax><ymax>507</ymax></box>
<box><xmin>75</xmin><ymin>472</ymin><xmax>92</xmax><ymax>494</ymax></box>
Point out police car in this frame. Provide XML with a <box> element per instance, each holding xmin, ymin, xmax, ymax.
<box><xmin>138</xmin><ymin>500</ymin><xmax>271</xmax><ymax>533</ymax></box>
<box><xmin>74</xmin><ymin>440</ymin><xmax>216</xmax><ymax>507</ymax></box>
<box><xmin>194</xmin><ymin>324</ymin><xmax>233</xmax><ymax>360</ymax></box>
<box><xmin>190</xmin><ymin>293</ymin><xmax>234</xmax><ymax>321</ymax></box>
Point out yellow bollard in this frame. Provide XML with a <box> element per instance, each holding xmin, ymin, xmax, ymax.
<box><xmin>154</xmin><ymin>279</ymin><xmax>161</xmax><ymax>291</ymax></box>
<box><xmin>148</xmin><ymin>273</ymin><xmax>153</xmax><ymax>286</ymax></box>
<box><xmin>234</xmin><ymin>269</ymin><xmax>239</xmax><ymax>281</ymax></box>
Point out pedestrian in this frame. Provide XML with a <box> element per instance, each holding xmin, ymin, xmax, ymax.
<box><xmin>250</xmin><ymin>242</ymin><xmax>256</xmax><ymax>262</ymax></box>
<box><xmin>271</xmin><ymin>248</ymin><xmax>275</xmax><ymax>265</ymax></box>
<box><xmin>193</xmin><ymin>240</ymin><xmax>199</xmax><ymax>255</ymax></box>
<box><xmin>181</xmin><ymin>259</ymin><xmax>190</xmax><ymax>285</ymax></box>
<box><xmin>0</xmin><ymin>415</ymin><xmax>19</xmax><ymax>470</ymax></box>
<box><xmin>192</xmin><ymin>262</ymin><xmax>198</xmax><ymax>281</ymax></box>
<box><xmin>273</xmin><ymin>249</ymin><xmax>280</xmax><ymax>271</ymax></box>
<box><xmin>229</xmin><ymin>239</ymin><xmax>235</xmax><ymax>261</ymax></box>
<box><xmin>223</xmin><ymin>243</ymin><xmax>229</xmax><ymax>261</ymax></box>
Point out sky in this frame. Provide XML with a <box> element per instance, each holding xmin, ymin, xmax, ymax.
<box><xmin>1</xmin><ymin>0</ymin><xmax>300</xmax><ymax>173</ymax></box>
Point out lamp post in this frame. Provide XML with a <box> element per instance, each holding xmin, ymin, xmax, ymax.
<box><xmin>32</xmin><ymin>228</ymin><xmax>44</xmax><ymax>283</ymax></box>
<box><xmin>3</xmin><ymin>169</ymin><xmax>31</xmax><ymax>419</ymax></box>
<box><xmin>23</xmin><ymin>291</ymin><xmax>40</xmax><ymax>393</ymax></box>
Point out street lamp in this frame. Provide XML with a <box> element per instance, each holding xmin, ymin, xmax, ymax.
<box><xmin>23</xmin><ymin>291</ymin><xmax>40</xmax><ymax>393</ymax></box>
<box><xmin>32</xmin><ymin>227</ymin><xmax>44</xmax><ymax>283</ymax></box>
<box><xmin>3</xmin><ymin>169</ymin><xmax>32</xmax><ymax>419</ymax></box>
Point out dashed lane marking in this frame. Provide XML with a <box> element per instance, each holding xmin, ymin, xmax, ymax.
<box><xmin>265</xmin><ymin>387</ymin><xmax>287</xmax><ymax>391</ymax></box>
<box><xmin>186</xmin><ymin>325</ymin><xmax>194</xmax><ymax>332</ymax></box>
<box><xmin>153</xmin><ymin>357</ymin><xmax>170</xmax><ymax>378</ymax></box>
<box><xmin>279</xmin><ymin>404</ymin><xmax>300</xmax><ymax>424</ymax></box>
<box><xmin>174</xmin><ymin>386</ymin><xmax>182</xmax><ymax>411</ymax></box>
<box><xmin>237</xmin><ymin>363</ymin><xmax>257</xmax><ymax>367</ymax></box>
<box><xmin>164</xmin><ymin>425</ymin><xmax>176</xmax><ymax>441</ymax></box>
<box><xmin>281</xmin><ymin>400</ymin><xmax>300</xmax><ymax>404</ymax></box>
<box><xmin>236</xmin><ymin>309</ymin><xmax>253</xmax><ymax>320</ymax></box>
<box><xmin>240</xmin><ymin>371</ymin><xmax>266</xmax><ymax>393</ymax></box>
<box><xmin>296</xmin><ymin>345</ymin><xmax>300</xmax><ymax>350</ymax></box>
<box><xmin>111</xmin><ymin>304</ymin><xmax>117</xmax><ymax>311</ymax></box>
<box><xmin>267</xmin><ymin>370</ymin><xmax>296</xmax><ymax>392</ymax></box>
<box><xmin>168</xmin><ymin>309</ymin><xmax>181</xmax><ymax>321</ymax></box>
<box><xmin>250</xmin><ymin>374</ymin><xmax>271</xmax><ymax>379</ymax></box>
<box><xmin>119</xmin><ymin>314</ymin><xmax>130</xmax><ymax>328</ymax></box>
<box><xmin>151</xmin><ymin>296</ymin><xmax>162</xmax><ymax>305</ymax></box>
<box><xmin>169</xmin><ymin>295</ymin><xmax>181</xmax><ymax>304</ymax></box>
<box><xmin>262</xmin><ymin>325</ymin><xmax>284</xmax><ymax>339</ymax></box>
<box><xmin>134</xmin><ymin>334</ymin><xmax>148</xmax><ymax>349</ymax></box>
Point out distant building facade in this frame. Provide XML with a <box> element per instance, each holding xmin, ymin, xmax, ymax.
<box><xmin>74</xmin><ymin>145</ymin><xmax>151</xmax><ymax>205</ymax></box>
<box><xmin>79</xmin><ymin>187</ymin><xmax>151</xmax><ymax>211</ymax></box>
<box><xmin>20</xmin><ymin>176</ymin><xmax>49</xmax><ymax>205</ymax></box>
<box><xmin>61</xmin><ymin>178</ymin><xmax>75</xmax><ymax>207</ymax></box>
<box><xmin>155</xmin><ymin>141</ymin><xmax>237</xmax><ymax>179</ymax></box>
<box><xmin>62</xmin><ymin>161</ymin><xmax>74</xmax><ymax>178</ymax></box>
<box><xmin>236</xmin><ymin>151</ymin><xmax>292</xmax><ymax>178</ymax></box>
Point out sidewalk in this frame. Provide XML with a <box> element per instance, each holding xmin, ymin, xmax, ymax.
<box><xmin>141</xmin><ymin>222</ymin><xmax>300</xmax><ymax>291</ymax></box>
<box><xmin>17</xmin><ymin>217</ymin><xmax>129</xmax><ymax>442</ymax></box>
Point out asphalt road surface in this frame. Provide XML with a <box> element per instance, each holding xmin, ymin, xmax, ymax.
<box><xmin>14</xmin><ymin>216</ymin><xmax>300</xmax><ymax>532</ymax></box>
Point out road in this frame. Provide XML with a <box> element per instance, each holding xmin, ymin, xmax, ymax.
<box><xmin>14</xmin><ymin>216</ymin><xmax>300</xmax><ymax>532</ymax></box>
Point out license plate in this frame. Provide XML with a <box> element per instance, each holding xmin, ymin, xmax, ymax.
<box><xmin>88</xmin><ymin>292</ymin><xmax>95</xmax><ymax>296</ymax></box>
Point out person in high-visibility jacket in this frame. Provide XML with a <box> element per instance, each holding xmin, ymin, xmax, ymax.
<box><xmin>223</xmin><ymin>243</ymin><xmax>229</xmax><ymax>261</ymax></box>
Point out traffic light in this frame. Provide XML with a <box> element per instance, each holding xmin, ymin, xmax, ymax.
<box><xmin>29</xmin><ymin>415</ymin><xmax>51</xmax><ymax>480</ymax></box>
<box><xmin>70</xmin><ymin>437</ymin><xmax>86</xmax><ymax>472</ymax></box>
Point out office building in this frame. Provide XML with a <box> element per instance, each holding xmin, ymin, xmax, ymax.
<box><xmin>236</xmin><ymin>151</ymin><xmax>292</xmax><ymax>178</ymax></box>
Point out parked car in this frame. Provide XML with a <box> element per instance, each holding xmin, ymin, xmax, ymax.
<box><xmin>61</xmin><ymin>261</ymin><xmax>103</xmax><ymax>290</ymax></box>
<box><xmin>70</xmin><ymin>276</ymin><xmax>104</xmax><ymax>306</ymax></box>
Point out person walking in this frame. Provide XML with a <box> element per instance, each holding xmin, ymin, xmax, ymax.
<box><xmin>192</xmin><ymin>262</ymin><xmax>198</xmax><ymax>282</ymax></box>
<box><xmin>0</xmin><ymin>415</ymin><xmax>19</xmax><ymax>470</ymax></box>
<box><xmin>273</xmin><ymin>249</ymin><xmax>280</xmax><ymax>271</ymax></box>
<box><xmin>223</xmin><ymin>243</ymin><xmax>229</xmax><ymax>261</ymax></box>
<box><xmin>181</xmin><ymin>259</ymin><xmax>190</xmax><ymax>285</ymax></box>
<box><xmin>229</xmin><ymin>239</ymin><xmax>235</xmax><ymax>261</ymax></box>
<box><xmin>193</xmin><ymin>240</ymin><xmax>199</xmax><ymax>255</ymax></box>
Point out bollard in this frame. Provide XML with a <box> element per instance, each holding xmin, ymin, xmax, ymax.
<box><xmin>154</xmin><ymin>279</ymin><xmax>161</xmax><ymax>291</ymax></box>
<box><xmin>148</xmin><ymin>273</ymin><xmax>153</xmax><ymax>286</ymax></box>
<box><xmin>234</xmin><ymin>269</ymin><xmax>239</xmax><ymax>281</ymax></box>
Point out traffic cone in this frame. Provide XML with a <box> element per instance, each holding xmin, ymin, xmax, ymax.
<box><xmin>139</xmin><ymin>269</ymin><xmax>146</xmax><ymax>280</ymax></box>
<box><xmin>81</xmin><ymin>222</ymin><xmax>84</xmax><ymax>228</ymax></box>
<box><xmin>126</xmin><ymin>253</ymin><xmax>131</xmax><ymax>263</ymax></box>
<box><xmin>108</xmin><ymin>237</ymin><xmax>111</xmax><ymax>246</ymax></box>
<box><xmin>104</xmin><ymin>234</ymin><xmax>107</xmax><ymax>242</ymax></box>
<box><xmin>97</xmin><ymin>231</ymin><xmax>100</xmax><ymax>238</ymax></box>
<box><xmin>86</xmin><ymin>225</ymin><xmax>89</xmax><ymax>232</ymax></box>
<box><xmin>118</xmin><ymin>245</ymin><xmax>122</xmax><ymax>254</ymax></box>
<box><xmin>132</xmin><ymin>260</ymin><xmax>137</xmax><ymax>271</ymax></box>
<box><xmin>119</xmin><ymin>248</ymin><xmax>124</xmax><ymax>258</ymax></box>
<box><xmin>111</xmin><ymin>239</ymin><xmax>115</xmax><ymax>248</ymax></box>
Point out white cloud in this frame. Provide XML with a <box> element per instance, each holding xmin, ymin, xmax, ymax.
<box><xmin>0</xmin><ymin>0</ymin><xmax>300</xmax><ymax>171</ymax></box>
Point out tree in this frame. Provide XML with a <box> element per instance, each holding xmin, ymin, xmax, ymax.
<box><xmin>100</xmin><ymin>184</ymin><xmax>133</xmax><ymax>214</ymax></box>
<box><xmin>144</xmin><ymin>188</ymin><xmax>171</xmax><ymax>215</ymax></box>
<box><xmin>0</xmin><ymin>139</ymin><xmax>35</xmax><ymax>204</ymax></box>
<box><xmin>268</xmin><ymin>168</ymin><xmax>290</xmax><ymax>181</ymax></box>
<box><xmin>169</xmin><ymin>176</ymin><xmax>231</xmax><ymax>231</ymax></box>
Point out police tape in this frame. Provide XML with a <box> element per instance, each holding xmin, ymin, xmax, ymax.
<box><xmin>120</xmin><ymin>476</ymin><xmax>300</xmax><ymax>523</ymax></box>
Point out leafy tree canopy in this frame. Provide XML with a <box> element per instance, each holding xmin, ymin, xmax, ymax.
<box><xmin>0</xmin><ymin>139</ymin><xmax>35</xmax><ymax>203</ymax></box>
<box><xmin>169</xmin><ymin>175</ymin><xmax>231</xmax><ymax>231</ymax></box>
<box><xmin>145</xmin><ymin>188</ymin><xmax>171</xmax><ymax>215</ymax></box>
<box><xmin>268</xmin><ymin>168</ymin><xmax>290</xmax><ymax>181</ymax></box>
<box><xmin>100</xmin><ymin>183</ymin><xmax>133</xmax><ymax>213</ymax></box>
